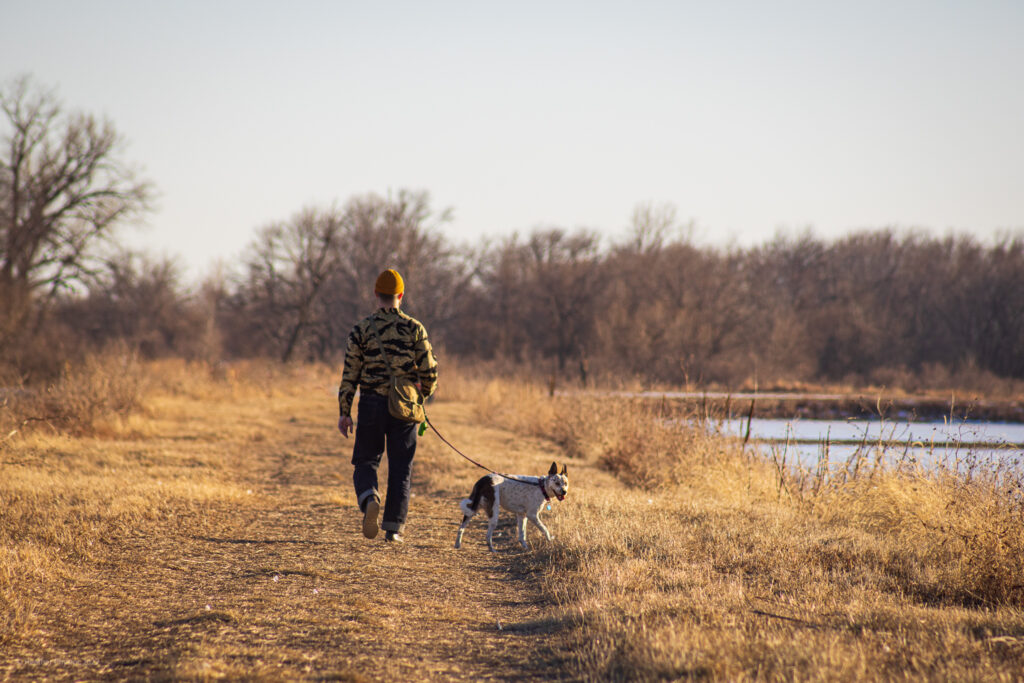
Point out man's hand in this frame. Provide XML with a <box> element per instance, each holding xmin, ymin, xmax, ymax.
<box><xmin>338</xmin><ymin>415</ymin><xmax>353</xmax><ymax>438</ymax></box>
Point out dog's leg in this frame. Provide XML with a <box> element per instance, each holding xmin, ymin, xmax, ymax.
<box><xmin>486</xmin><ymin>510</ymin><xmax>499</xmax><ymax>552</ymax></box>
<box><xmin>455</xmin><ymin>496</ymin><xmax>477</xmax><ymax>549</ymax></box>
<box><xmin>486</xmin><ymin>491</ymin><xmax>500</xmax><ymax>552</ymax></box>
<box><xmin>455</xmin><ymin>515</ymin><xmax>471</xmax><ymax>549</ymax></box>
<box><xmin>516</xmin><ymin>514</ymin><xmax>528</xmax><ymax>549</ymax></box>
<box><xmin>528</xmin><ymin>512</ymin><xmax>553</xmax><ymax>542</ymax></box>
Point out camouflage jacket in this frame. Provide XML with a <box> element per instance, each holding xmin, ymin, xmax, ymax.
<box><xmin>337</xmin><ymin>307</ymin><xmax>438</xmax><ymax>418</ymax></box>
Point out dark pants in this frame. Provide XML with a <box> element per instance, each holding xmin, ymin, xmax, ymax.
<box><xmin>351</xmin><ymin>393</ymin><xmax>418</xmax><ymax>533</ymax></box>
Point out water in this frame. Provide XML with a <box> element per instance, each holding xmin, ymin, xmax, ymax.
<box><xmin>720</xmin><ymin>418</ymin><xmax>1024</xmax><ymax>446</ymax></box>
<box><xmin>716</xmin><ymin>417</ymin><xmax>1024</xmax><ymax>472</ymax></box>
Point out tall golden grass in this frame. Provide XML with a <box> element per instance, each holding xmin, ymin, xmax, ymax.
<box><xmin>474</xmin><ymin>377</ymin><xmax>1024</xmax><ymax>680</ymax></box>
<box><xmin>0</xmin><ymin>355</ymin><xmax>314</xmax><ymax>647</ymax></box>
<box><xmin>1</xmin><ymin>350</ymin><xmax>147</xmax><ymax>438</ymax></box>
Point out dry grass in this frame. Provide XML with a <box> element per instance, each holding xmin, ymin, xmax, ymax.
<box><xmin>0</xmin><ymin>358</ymin><xmax>264</xmax><ymax>651</ymax></box>
<box><xmin>4</xmin><ymin>357</ymin><xmax>1023</xmax><ymax>680</ymax></box>
<box><xmin>0</xmin><ymin>349</ymin><xmax>148</xmax><ymax>438</ymax></box>
<box><xmin>0</xmin><ymin>357</ymin><xmax>575</xmax><ymax>680</ymax></box>
<box><xmin>0</xmin><ymin>355</ymin><xmax>314</xmax><ymax>651</ymax></box>
<box><xmin>472</xmin><ymin>376</ymin><xmax>1024</xmax><ymax>680</ymax></box>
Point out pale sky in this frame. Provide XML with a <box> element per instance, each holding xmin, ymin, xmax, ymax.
<box><xmin>3</xmin><ymin>1</ymin><xmax>1022</xmax><ymax>278</ymax></box>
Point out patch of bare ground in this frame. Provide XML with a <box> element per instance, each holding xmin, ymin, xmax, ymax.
<box><xmin>0</xmin><ymin>373</ymin><xmax>586</xmax><ymax>680</ymax></box>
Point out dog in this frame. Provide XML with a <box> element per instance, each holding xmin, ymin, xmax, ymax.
<box><xmin>455</xmin><ymin>462</ymin><xmax>569</xmax><ymax>551</ymax></box>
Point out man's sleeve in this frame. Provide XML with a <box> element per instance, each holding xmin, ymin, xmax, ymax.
<box><xmin>337</xmin><ymin>327</ymin><xmax>364</xmax><ymax>417</ymax></box>
<box><xmin>414</xmin><ymin>324</ymin><xmax>438</xmax><ymax>398</ymax></box>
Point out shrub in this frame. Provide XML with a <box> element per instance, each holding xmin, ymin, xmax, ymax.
<box><xmin>0</xmin><ymin>349</ymin><xmax>147</xmax><ymax>438</ymax></box>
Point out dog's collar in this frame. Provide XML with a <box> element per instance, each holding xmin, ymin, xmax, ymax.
<box><xmin>539</xmin><ymin>479</ymin><xmax>565</xmax><ymax>501</ymax></box>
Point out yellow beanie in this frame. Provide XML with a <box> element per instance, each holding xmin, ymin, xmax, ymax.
<box><xmin>374</xmin><ymin>268</ymin><xmax>404</xmax><ymax>295</ymax></box>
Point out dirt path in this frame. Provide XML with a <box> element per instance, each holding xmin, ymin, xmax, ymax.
<box><xmin>1</xmin><ymin>387</ymin><xmax>582</xmax><ymax>681</ymax></box>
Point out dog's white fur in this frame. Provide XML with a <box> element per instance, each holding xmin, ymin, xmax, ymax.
<box><xmin>455</xmin><ymin>462</ymin><xmax>569</xmax><ymax>551</ymax></box>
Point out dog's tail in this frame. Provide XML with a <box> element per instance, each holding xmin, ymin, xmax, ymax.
<box><xmin>460</xmin><ymin>475</ymin><xmax>492</xmax><ymax>518</ymax></box>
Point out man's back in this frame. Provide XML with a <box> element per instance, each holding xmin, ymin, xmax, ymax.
<box><xmin>337</xmin><ymin>307</ymin><xmax>438</xmax><ymax>419</ymax></box>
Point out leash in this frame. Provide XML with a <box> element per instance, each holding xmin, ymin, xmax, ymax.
<box><xmin>422</xmin><ymin>412</ymin><xmax>543</xmax><ymax>488</ymax></box>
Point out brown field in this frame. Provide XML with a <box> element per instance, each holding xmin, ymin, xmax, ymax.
<box><xmin>2</xmin><ymin>358</ymin><xmax>1024</xmax><ymax>681</ymax></box>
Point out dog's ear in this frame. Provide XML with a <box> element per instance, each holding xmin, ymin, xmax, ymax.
<box><xmin>561</xmin><ymin>464</ymin><xmax>567</xmax><ymax>476</ymax></box>
<box><xmin>549</xmin><ymin>461</ymin><xmax>558</xmax><ymax>475</ymax></box>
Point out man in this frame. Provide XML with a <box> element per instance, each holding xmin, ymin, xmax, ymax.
<box><xmin>337</xmin><ymin>268</ymin><xmax>438</xmax><ymax>543</ymax></box>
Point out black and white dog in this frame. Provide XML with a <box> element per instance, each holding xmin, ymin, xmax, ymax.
<box><xmin>455</xmin><ymin>462</ymin><xmax>569</xmax><ymax>551</ymax></box>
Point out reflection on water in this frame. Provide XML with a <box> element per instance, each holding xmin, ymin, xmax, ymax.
<box><xmin>717</xmin><ymin>418</ymin><xmax>1024</xmax><ymax>472</ymax></box>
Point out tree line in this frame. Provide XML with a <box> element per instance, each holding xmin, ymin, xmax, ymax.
<box><xmin>4</xmin><ymin>76</ymin><xmax>1022</xmax><ymax>389</ymax></box>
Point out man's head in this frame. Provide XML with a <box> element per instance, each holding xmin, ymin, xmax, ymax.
<box><xmin>375</xmin><ymin>268</ymin><xmax>404</xmax><ymax>307</ymax></box>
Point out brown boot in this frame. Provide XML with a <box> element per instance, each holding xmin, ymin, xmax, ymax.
<box><xmin>362</xmin><ymin>499</ymin><xmax>380</xmax><ymax>539</ymax></box>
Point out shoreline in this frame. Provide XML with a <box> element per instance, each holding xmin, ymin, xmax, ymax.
<box><xmin>597</xmin><ymin>391</ymin><xmax>1024</xmax><ymax>423</ymax></box>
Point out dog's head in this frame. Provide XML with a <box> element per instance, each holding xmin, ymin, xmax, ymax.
<box><xmin>544</xmin><ymin>461</ymin><xmax>569</xmax><ymax>501</ymax></box>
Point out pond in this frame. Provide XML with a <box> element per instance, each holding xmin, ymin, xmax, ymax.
<box><xmin>715</xmin><ymin>417</ymin><xmax>1024</xmax><ymax>472</ymax></box>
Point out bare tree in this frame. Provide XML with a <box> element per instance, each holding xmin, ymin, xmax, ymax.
<box><xmin>58</xmin><ymin>250</ymin><xmax>210</xmax><ymax>358</ymax></box>
<box><xmin>223</xmin><ymin>191</ymin><xmax>468</xmax><ymax>361</ymax></box>
<box><xmin>0</xmin><ymin>75</ymin><xmax>153</xmax><ymax>351</ymax></box>
<box><xmin>234</xmin><ymin>206</ymin><xmax>344</xmax><ymax>362</ymax></box>
<box><xmin>331</xmin><ymin>190</ymin><xmax>454</xmax><ymax>307</ymax></box>
<box><xmin>625</xmin><ymin>201</ymin><xmax>685</xmax><ymax>255</ymax></box>
<box><xmin>468</xmin><ymin>234</ymin><xmax>534</xmax><ymax>361</ymax></box>
<box><xmin>321</xmin><ymin>190</ymin><xmax>466</xmax><ymax>352</ymax></box>
<box><xmin>527</xmin><ymin>228</ymin><xmax>603</xmax><ymax>379</ymax></box>
<box><xmin>467</xmin><ymin>228</ymin><xmax>603</xmax><ymax>382</ymax></box>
